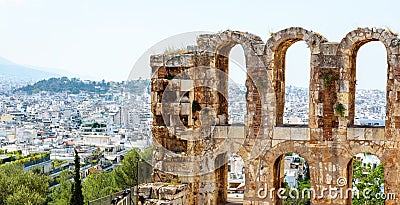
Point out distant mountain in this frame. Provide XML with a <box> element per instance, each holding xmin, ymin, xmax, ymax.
<box><xmin>0</xmin><ymin>56</ymin><xmax>61</xmax><ymax>82</ymax></box>
<box><xmin>0</xmin><ymin>56</ymin><xmax>15</xmax><ymax>65</ymax></box>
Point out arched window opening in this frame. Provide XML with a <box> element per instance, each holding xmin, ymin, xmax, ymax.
<box><xmin>349</xmin><ymin>152</ymin><xmax>384</xmax><ymax>204</ymax></box>
<box><xmin>228</xmin><ymin>45</ymin><xmax>247</xmax><ymax>125</ymax></box>
<box><xmin>214</xmin><ymin>152</ymin><xmax>245</xmax><ymax>204</ymax></box>
<box><xmin>274</xmin><ymin>152</ymin><xmax>311</xmax><ymax>205</ymax></box>
<box><xmin>284</xmin><ymin>42</ymin><xmax>311</xmax><ymax>125</ymax></box>
<box><xmin>213</xmin><ymin>44</ymin><xmax>247</xmax><ymax>204</ymax></box>
<box><xmin>354</xmin><ymin>42</ymin><xmax>387</xmax><ymax>126</ymax></box>
<box><xmin>214</xmin><ymin>153</ymin><xmax>228</xmax><ymax>204</ymax></box>
<box><xmin>227</xmin><ymin>153</ymin><xmax>245</xmax><ymax>203</ymax></box>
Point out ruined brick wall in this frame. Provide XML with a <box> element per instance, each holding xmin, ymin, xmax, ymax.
<box><xmin>150</xmin><ymin>27</ymin><xmax>400</xmax><ymax>205</ymax></box>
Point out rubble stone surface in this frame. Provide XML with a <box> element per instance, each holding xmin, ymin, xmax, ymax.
<box><xmin>137</xmin><ymin>183</ymin><xmax>187</xmax><ymax>205</ymax></box>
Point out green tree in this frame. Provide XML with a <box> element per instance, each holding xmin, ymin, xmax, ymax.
<box><xmin>352</xmin><ymin>156</ymin><xmax>384</xmax><ymax>205</ymax></box>
<box><xmin>283</xmin><ymin>178</ymin><xmax>311</xmax><ymax>205</ymax></box>
<box><xmin>82</xmin><ymin>147</ymin><xmax>152</xmax><ymax>202</ymax></box>
<box><xmin>113</xmin><ymin>148</ymin><xmax>141</xmax><ymax>188</ymax></box>
<box><xmin>48</xmin><ymin>170</ymin><xmax>73</xmax><ymax>205</ymax></box>
<box><xmin>70</xmin><ymin>149</ymin><xmax>84</xmax><ymax>205</ymax></box>
<box><xmin>0</xmin><ymin>165</ymin><xmax>50</xmax><ymax>205</ymax></box>
<box><xmin>83</xmin><ymin>171</ymin><xmax>120</xmax><ymax>202</ymax></box>
<box><xmin>91</xmin><ymin>122</ymin><xmax>100</xmax><ymax>128</ymax></box>
<box><xmin>51</xmin><ymin>148</ymin><xmax>152</xmax><ymax>203</ymax></box>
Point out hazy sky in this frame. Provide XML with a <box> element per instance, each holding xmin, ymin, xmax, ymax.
<box><xmin>0</xmin><ymin>0</ymin><xmax>398</xmax><ymax>89</ymax></box>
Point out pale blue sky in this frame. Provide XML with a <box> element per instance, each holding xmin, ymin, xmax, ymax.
<box><xmin>0</xmin><ymin>0</ymin><xmax>398</xmax><ymax>89</ymax></box>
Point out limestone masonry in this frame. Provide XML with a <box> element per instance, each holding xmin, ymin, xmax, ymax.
<box><xmin>150</xmin><ymin>27</ymin><xmax>400</xmax><ymax>205</ymax></box>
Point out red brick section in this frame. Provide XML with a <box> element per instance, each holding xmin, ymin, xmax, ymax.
<box><xmin>321</xmin><ymin>69</ymin><xmax>339</xmax><ymax>141</ymax></box>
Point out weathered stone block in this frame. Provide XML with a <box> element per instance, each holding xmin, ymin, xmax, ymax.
<box><xmin>339</xmin><ymin>80</ymin><xmax>349</xmax><ymax>93</ymax></box>
<box><xmin>347</xmin><ymin>128</ymin><xmax>366</xmax><ymax>140</ymax></box>
<box><xmin>158</xmin><ymin>67</ymin><xmax>167</xmax><ymax>78</ymax></box>
<box><xmin>180</xmin><ymin>103</ymin><xmax>191</xmax><ymax>116</ymax></box>
<box><xmin>218</xmin><ymin>114</ymin><xmax>226</xmax><ymax>125</ymax></box>
<box><xmin>168</xmin><ymin>79</ymin><xmax>180</xmax><ymax>91</ymax></box>
<box><xmin>365</xmin><ymin>127</ymin><xmax>385</xmax><ymax>141</ymax></box>
<box><xmin>320</xmin><ymin>42</ymin><xmax>339</xmax><ymax>55</ymax></box>
<box><xmin>165</xmin><ymin>54</ymin><xmax>195</xmax><ymax>67</ymax></box>
<box><xmin>156</xmin><ymin>103</ymin><xmax>163</xmax><ymax>115</ymax></box>
<box><xmin>253</xmin><ymin>43</ymin><xmax>265</xmax><ymax>56</ymax></box>
<box><xmin>150</xmin><ymin>54</ymin><xmax>164</xmax><ymax>67</ymax></box>
<box><xmin>290</xmin><ymin>127</ymin><xmax>310</xmax><ymax>140</ymax></box>
<box><xmin>273</xmin><ymin>127</ymin><xmax>290</xmax><ymax>140</ymax></box>
<box><xmin>212</xmin><ymin>126</ymin><xmax>228</xmax><ymax>139</ymax></box>
<box><xmin>228</xmin><ymin>125</ymin><xmax>245</xmax><ymax>139</ymax></box>
<box><xmin>181</xmin><ymin>80</ymin><xmax>194</xmax><ymax>91</ymax></box>
<box><xmin>319</xmin><ymin>55</ymin><xmax>341</xmax><ymax>68</ymax></box>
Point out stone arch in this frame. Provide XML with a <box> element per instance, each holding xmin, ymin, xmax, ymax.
<box><xmin>343</xmin><ymin>141</ymin><xmax>386</xmax><ymax>160</ymax></box>
<box><xmin>267</xmin><ymin>141</ymin><xmax>315</xmax><ymax>162</ymax></box>
<box><xmin>321</xmin><ymin>142</ymin><xmax>387</xmax><ymax>204</ymax></box>
<box><xmin>344</xmin><ymin>144</ymin><xmax>387</xmax><ymax>204</ymax></box>
<box><xmin>267</xmin><ymin>141</ymin><xmax>314</xmax><ymax>182</ymax></box>
<box><xmin>195</xmin><ymin>31</ymin><xmax>272</xmax><ymax>204</ymax></box>
<box><xmin>273</xmin><ymin>146</ymin><xmax>312</xmax><ymax>205</ymax></box>
<box><xmin>337</xmin><ymin>27</ymin><xmax>400</xmax><ymax>130</ymax></box>
<box><xmin>265</xmin><ymin>27</ymin><xmax>328</xmax><ymax>127</ymax></box>
<box><xmin>251</xmin><ymin>140</ymin><xmax>316</xmax><ymax>204</ymax></box>
<box><xmin>197</xmin><ymin>30</ymin><xmax>272</xmax><ymax>160</ymax></box>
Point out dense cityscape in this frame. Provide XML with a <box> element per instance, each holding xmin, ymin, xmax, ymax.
<box><xmin>0</xmin><ymin>78</ymin><xmax>152</xmax><ymax>159</ymax></box>
<box><xmin>228</xmin><ymin>84</ymin><xmax>386</xmax><ymax>125</ymax></box>
<box><xmin>0</xmin><ymin>78</ymin><xmax>153</xmax><ymax>203</ymax></box>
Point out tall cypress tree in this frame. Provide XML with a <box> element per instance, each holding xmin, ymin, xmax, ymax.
<box><xmin>70</xmin><ymin>149</ymin><xmax>84</xmax><ymax>205</ymax></box>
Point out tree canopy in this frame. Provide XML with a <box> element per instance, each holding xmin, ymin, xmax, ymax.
<box><xmin>0</xmin><ymin>165</ymin><xmax>50</xmax><ymax>205</ymax></box>
<box><xmin>16</xmin><ymin>77</ymin><xmax>110</xmax><ymax>94</ymax></box>
<box><xmin>352</xmin><ymin>157</ymin><xmax>384</xmax><ymax>205</ymax></box>
<box><xmin>46</xmin><ymin>147</ymin><xmax>153</xmax><ymax>204</ymax></box>
<box><xmin>82</xmin><ymin>147</ymin><xmax>152</xmax><ymax>203</ymax></box>
<box><xmin>48</xmin><ymin>170</ymin><xmax>73</xmax><ymax>205</ymax></box>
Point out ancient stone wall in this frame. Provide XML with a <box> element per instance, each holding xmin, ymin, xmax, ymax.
<box><xmin>150</xmin><ymin>27</ymin><xmax>400</xmax><ymax>205</ymax></box>
<box><xmin>137</xmin><ymin>183</ymin><xmax>188</xmax><ymax>205</ymax></box>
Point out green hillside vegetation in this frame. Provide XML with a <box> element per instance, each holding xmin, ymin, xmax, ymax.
<box><xmin>16</xmin><ymin>77</ymin><xmax>111</xmax><ymax>94</ymax></box>
<box><xmin>123</xmin><ymin>78</ymin><xmax>150</xmax><ymax>95</ymax></box>
<box><xmin>15</xmin><ymin>77</ymin><xmax>150</xmax><ymax>95</ymax></box>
